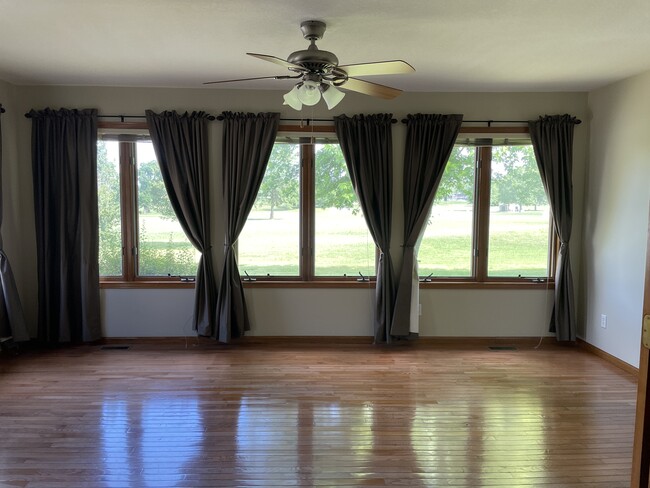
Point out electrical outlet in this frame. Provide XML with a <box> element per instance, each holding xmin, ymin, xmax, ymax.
<box><xmin>600</xmin><ymin>314</ymin><xmax>607</xmax><ymax>329</ymax></box>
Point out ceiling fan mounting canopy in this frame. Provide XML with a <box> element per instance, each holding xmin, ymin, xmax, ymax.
<box><xmin>299</xmin><ymin>20</ymin><xmax>326</xmax><ymax>41</ymax></box>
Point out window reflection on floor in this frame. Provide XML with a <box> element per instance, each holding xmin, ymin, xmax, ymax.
<box><xmin>236</xmin><ymin>397</ymin><xmax>298</xmax><ymax>483</ymax></box>
<box><xmin>412</xmin><ymin>387</ymin><xmax>544</xmax><ymax>486</ymax></box>
<box><xmin>101</xmin><ymin>400</ymin><xmax>131</xmax><ymax>488</ymax></box>
<box><xmin>102</xmin><ymin>397</ymin><xmax>202</xmax><ymax>487</ymax></box>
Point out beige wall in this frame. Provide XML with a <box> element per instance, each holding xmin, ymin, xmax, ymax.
<box><xmin>4</xmin><ymin>84</ymin><xmax>589</xmax><ymax>339</ymax></box>
<box><xmin>0</xmin><ymin>80</ymin><xmax>39</xmax><ymax>330</ymax></box>
<box><xmin>582</xmin><ymin>70</ymin><xmax>650</xmax><ymax>367</ymax></box>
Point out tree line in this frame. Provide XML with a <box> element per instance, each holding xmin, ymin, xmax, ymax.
<box><xmin>255</xmin><ymin>143</ymin><xmax>547</xmax><ymax>218</ymax></box>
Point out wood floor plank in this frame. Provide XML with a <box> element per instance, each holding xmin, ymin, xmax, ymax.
<box><xmin>0</xmin><ymin>340</ymin><xmax>637</xmax><ymax>487</ymax></box>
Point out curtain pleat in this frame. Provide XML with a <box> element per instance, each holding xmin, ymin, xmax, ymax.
<box><xmin>391</xmin><ymin>114</ymin><xmax>463</xmax><ymax>337</ymax></box>
<box><xmin>29</xmin><ymin>108</ymin><xmax>101</xmax><ymax>343</ymax></box>
<box><xmin>334</xmin><ymin>114</ymin><xmax>396</xmax><ymax>343</ymax></box>
<box><xmin>215</xmin><ymin>112</ymin><xmax>279</xmax><ymax>342</ymax></box>
<box><xmin>529</xmin><ymin>114</ymin><xmax>578</xmax><ymax>341</ymax></box>
<box><xmin>145</xmin><ymin>110</ymin><xmax>217</xmax><ymax>337</ymax></box>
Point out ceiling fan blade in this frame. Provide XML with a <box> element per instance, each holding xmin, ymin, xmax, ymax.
<box><xmin>341</xmin><ymin>77</ymin><xmax>403</xmax><ymax>100</ymax></box>
<box><xmin>247</xmin><ymin>53</ymin><xmax>305</xmax><ymax>71</ymax></box>
<box><xmin>338</xmin><ymin>60</ymin><xmax>415</xmax><ymax>77</ymax></box>
<box><xmin>203</xmin><ymin>75</ymin><xmax>298</xmax><ymax>85</ymax></box>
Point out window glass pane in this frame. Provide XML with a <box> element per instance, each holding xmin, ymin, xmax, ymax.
<box><xmin>136</xmin><ymin>141</ymin><xmax>198</xmax><ymax>277</ymax></box>
<box><xmin>314</xmin><ymin>144</ymin><xmax>374</xmax><ymax>277</ymax></box>
<box><xmin>97</xmin><ymin>140</ymin><xmax>123</xmax><ymax>276</ymax></box>
<box><xmin>238</xmin><ymin>143</ymin><xmax>301</xmax><ymax>276</ymax></box>
<box><xmin>418</xmin><ymin>146</ymin><xmax>475</xmax><ymax>277</ymax></box>
<box><xmin>488</xmin><ymin>145</ymin><xmax>550</xmax><ymax>277</ymax></box>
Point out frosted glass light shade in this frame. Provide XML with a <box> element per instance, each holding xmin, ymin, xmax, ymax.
<box><xmin>283</xmin><ymin>85</ymin><xmax>302</xmax><ymax>111</ymax></box>
<box><xmin>321</xmin><ymin>84</ymin><xmax>345</xmax><ymax>109</ymax></box>
<box><xmin>297</xmin><ymin>81</ymin><xmax>321</xmax><ymax>106</ymax></box>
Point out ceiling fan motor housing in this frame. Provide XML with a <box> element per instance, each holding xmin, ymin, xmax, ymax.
<box><xmin>287</xmin><ymin>20</ymin><xmax>339</xmax><ymax>74</ymax></box>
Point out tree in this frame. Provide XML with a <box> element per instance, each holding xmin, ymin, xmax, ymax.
<box><xmin>491</xmin><ymin>145</ymin><xmax>547</xmax><ymax>210</ymax></box>
<box><xmin>435</xmin><ymin>146</ymin><xmax>475</xmax><ymax>202</ymax></box>
<box><xmin>255</xmin><ymin>143</ymin><xmax>300</xmax><ymax>219</ymax></box>
<box><xmin>97</xmin><ymin>142</ymin><xmax>122</xmax><ymax>275</ymax></box>
<box><xmin>314</xmin><ymin>144</ymin><xmax>358</xmax><ymax>211</ymax></box>
<box><xmin>252</xmin><ymin>142</ymin><xmax>362</xmax><ymax>218</ymax></box>
<box><xmin>137</xmin><ymin>159</ymin><xmax>176</xmax><ymax>219</ymax></box>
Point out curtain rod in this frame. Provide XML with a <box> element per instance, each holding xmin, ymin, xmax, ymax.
<box><xmin>400</xmin><ymin>118</ymin><xmax>582</xmax><ymax>126</ymax></box>
<box><xmin>24</xmin><ymin>113</ymin><xmax>216</xmax><ymax>121</ymax></box>
<box><xmin>215</xmin><ymin>115</ymin><xmax>398</xmax><ymax>124</ymax></box>
<box><xmin>214</xmin><ymin>115</ymin><xmax>581</xmax><ymax>126</ymax></box>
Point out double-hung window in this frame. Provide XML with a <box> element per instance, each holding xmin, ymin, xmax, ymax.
<box><xmin>418</xmin><ymin>133</ymin><xmax>555</xmax><ymax>284</ymax></box>
<box><xmin>97</xmin><ymin>125</ymin><xmax>198</xmax><ymax>284</ymax></box>
<box><xmin>237</xmin><ymin>129</ymin><xmax>375</xmax><ymax>282</ymax></box>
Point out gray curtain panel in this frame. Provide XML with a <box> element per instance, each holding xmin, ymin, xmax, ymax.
<box><xmin>334</xmin><ymin>114</ymin><xmax>396</xmax><ymax>343</ymax></box>
<box><xmin>29</xmin><ymin>108</ymin><xmax>101</xmax><ymax>343</ymax></box>
<box><xmin>215</xmin><ymin>112</ymin><xmax>279</xmax><ymax>342</ymax></box>
<box><xmin>391</xmin><ymin>114</ymin><xmax>463</xmax><ymax>337</ymax></box>
<box><xmin>0</xmin><ymin>104</ymin><xmax>29</xmax><ymax>341</ymax></box>
<box><xmin>145</xmin><ymin>110</ymin><xmax>218</xmax><ymax>337</ymax></box>
<box><xmin>529</xmin><ymin>114</ymin><xmax>579</xmax><ymax>341</ymax></box>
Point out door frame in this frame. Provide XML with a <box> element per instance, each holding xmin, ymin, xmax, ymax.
<box><xmin>631</xmin><ymin>206</ymin><xmax>650</xmax><ymax>487</ymax></box>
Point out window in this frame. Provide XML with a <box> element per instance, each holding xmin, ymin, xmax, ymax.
<box><xmin>419</xmin><ymin>137</ymin><xmax>554</xmax><ymax>283</ymax></box>
<box><xmin>97</xmin><ymin>129</ymin><xmax>199</xmax><ymax>283</ymax></box>
<box><xmin>238</xmin><ymin>132</ymin><xmax>375</xmax><ymax>281</ymax></box>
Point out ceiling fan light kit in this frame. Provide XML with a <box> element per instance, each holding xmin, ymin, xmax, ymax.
<box><xmin>321</xmin><ymin>84</ymin><xmax>346</xmax><ymax>109</ymax></box>
<box><xmin>282</xmin><ymin>85</ymin><xmax>302</xmax><ymax>110</ymax></box>
<box><xmin>282</xmin><ymin>80</ymin><xmax>346</xmax><ymax>111</ymax></box>
<box><xmin>204</xmin><ymin>20</ymin><xmax>415</xmax><ymax>111</ymax></box>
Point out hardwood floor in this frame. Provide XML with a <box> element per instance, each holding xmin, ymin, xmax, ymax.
<box><xmin>0</xmin><ymin>339</ymin><xmax>638</xmax><ymax>487</ymax></box>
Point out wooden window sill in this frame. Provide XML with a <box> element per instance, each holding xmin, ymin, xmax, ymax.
<box><xmin>100</xmin><ymin>280</ymin><xmax>196</xmax><ymax>289</ymax></box>
<box><xmin>100</xmin><ymin>279</ymin><xmax>553</xmax><ymax>290</ymax></box>
<box><xmin>242</xmin><ymin>280</ymin><xmax>554</xmax><ymax>289</ymax></box>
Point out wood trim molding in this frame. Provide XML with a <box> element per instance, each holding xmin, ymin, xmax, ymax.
<box><xmin>577</xmin><ymin>338</ymin><xmax>639</xmax><ymax>376</ymax></box>
<box><xmin>99</xmin><ymin>335</ymin><xmax>554</xmax><ymax>348</ymax></box>
<box><xmin>98</xmin><ymin>121</ymin><xmax>148</xmax><ymax>130</ymax></box>
<box><xmin>459</xmin><ymin>126</ymin><xmax>529</xmax><ymax>134</ymax></box>
<box><xmin>97</xmin><ymin>336</ymin><xmax>637</xmax><ymax>378</ymax></box>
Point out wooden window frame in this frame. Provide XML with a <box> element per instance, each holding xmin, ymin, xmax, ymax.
<box><xmin>101</xmin><ymin>123</ymin><xmax>553</xmax><ymax>290</ymax></box>
<box><xmin>420</xmin><ymin>127</ymin><xmax>557</xmax><ymax>289</ymax></box>
<box><xmin>99</xmin><ymin>122</ymin><xmax>194</xmax><ymax>289</ymax></box>
<box><xmin>242</xmin><ymin>125</ymin><xmax>378</xmax><ymax>286</ymax></box>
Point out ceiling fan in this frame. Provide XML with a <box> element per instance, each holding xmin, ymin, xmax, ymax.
<box><xmin>204</xmin><ymin>20</ymin><xmax>415</xmax><ymax>110</ymax></box>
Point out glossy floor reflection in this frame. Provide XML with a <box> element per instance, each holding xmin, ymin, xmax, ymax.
<box><xmin>0</xmin><ymin>340</ymin><xmax>637</xmax><ymax>487</ymax></box>
<box><xmin>102</xmin><ymin>397</ymin><xmax>202</xmax><ymax>487</ymax></box>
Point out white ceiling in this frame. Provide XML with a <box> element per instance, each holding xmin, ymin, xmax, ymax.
<box><xmin>1</xmin><ymin>0</ymin><xmax>649</xmax><ymax>93</ymax></box>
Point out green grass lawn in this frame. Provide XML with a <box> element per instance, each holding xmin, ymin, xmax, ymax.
<box><xmin>418</xmin><ymin>203</ymin><xmax>551</xmax><ymax>277</ymax></box>
<box><xmin>121</xmin><ymin>204</ymin><xmax>552</xmax><ymax>278</ymax></box>
<box><xmin>239</xmin><ymin>204</ymin><xmax>551</xmax><ymax>277</ymax></box>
